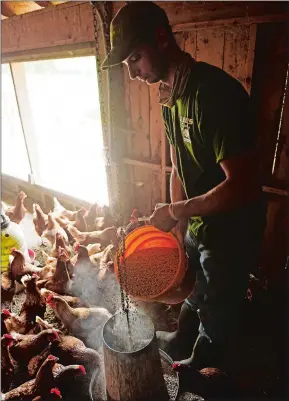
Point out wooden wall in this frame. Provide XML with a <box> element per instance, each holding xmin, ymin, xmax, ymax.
<box><xmin>122</xmin><ymin>23</ymin><xmax>257</xmax><ymax>216</ymax></box>
<box><xmin>2</xmin><ymin>2</ymin><xmax>289</xmax><ymax>286</ymax></box>
<box><xmin>114</xmin><ymin>3</ymin><xmax>289</xmax><ymax>286</ymax></box>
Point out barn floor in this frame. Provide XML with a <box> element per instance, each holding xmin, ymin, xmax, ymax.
<box><xmin>3</xmin><ymin>210</ymin><xmax>287</xmax><ymax>401</ymax></box>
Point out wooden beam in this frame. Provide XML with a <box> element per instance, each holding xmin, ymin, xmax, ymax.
<box><xmin>172</xmin><ymin>13</ymin><xmax>289</xmax><ymax>33</ymax></box>
<box><xmin>262</xmin><ymin>186</ymin><xmax>288</xmax><ymax>197</ymax></box>
<box><xmin>1</xmin><ymin>1</ymin><xmax>42</xmax><ymax>17</ymax></box>
<box><xmin>123</xmin><ymin>158</ymin><xmax>289</xmax><ymax>197</ymax></box>
<box><xmin>34</xmin><ymin>1</ymin><xmax>51</xmax><ymax>7</ymax></box>
<box><xmin>1</xmin><ymin>2</ymin><xmax>16</xmax><ymax>17</ymax></box>
<box><xmin>113</xmin><ymin>2</ymin><xmax>289</xmax><ymax>25</ymax></box>
<box><xmin>2</xmin><ymin>2</ymin><xmax>93</xmax><ymax>54</ymax></box>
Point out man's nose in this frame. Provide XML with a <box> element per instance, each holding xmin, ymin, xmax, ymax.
<box><xmin>127</xmin><ymin>65</ymin><xmax>138</xmax><ymax>80</ymax></box>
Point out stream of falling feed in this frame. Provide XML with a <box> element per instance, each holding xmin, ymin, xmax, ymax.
<box><xmin>117</xmin><ymin>228</ymin><xmax>134</xmax><ymax>351</ymax></box>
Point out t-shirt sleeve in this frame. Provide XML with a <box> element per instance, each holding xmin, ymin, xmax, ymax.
<box><xmin>162</xmin><ymin>106</ymin><xmax>174</xmax><ymax>146</ymax></box>
<box><xmin>196</xmin><ymin>76</ymin><xmax>256</xmax><ymax>163</ymax></box>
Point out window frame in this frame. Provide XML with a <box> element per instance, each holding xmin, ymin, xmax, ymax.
<box><xmin>2</xmin><ymin>43</ymin><xmax>111</xmax><ymax>204</ymax></box>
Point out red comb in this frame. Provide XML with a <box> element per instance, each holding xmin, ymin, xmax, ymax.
<box><xmin>46</xmin><ymin>294</ymin><xmax>54</xmax><ymax>303</ymax></box>
<box><xmin>75</xmin><ymin>243</ymin><xmax>80</xmax><ymax>251</ymax></box>
<box><xmin>48</xmin><ymin>355</ymin><xmax>57</xmax><ymax>360</ymax></box>
<box><xmin>172</xmin><ymin>363</ymin><xmax>182</xmax><ymax>370</ymax></box>
<box><xmin>3</xmin><ymin>334</ymin><xmax>13</xmax><ymax>339</ymax></box>
<box><xmin>52</xmin><ymin>329</ymin><xmax>60</xmax><ymax>340</ymax></box>
<box><xmin>78</xmin><ymin>365</ymin><xmax>86</xmax><ymax>375</ymax></box>
<box><xmin>50</xmin><ymin>388</ymin><xmax>61</xmax><ymax>397</ymax></box>
<box><xmin>2</xmin><ymin>309</ymin><xmax>11</xmax><ymax>316</ymax></box>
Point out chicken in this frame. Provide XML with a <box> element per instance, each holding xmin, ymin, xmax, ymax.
<box><xmin>2</xmin><ymin>355</ymin><xmax>60</xmax><ymax>401</ymax></box>
<box><xmin>38</xmin><ymin>262</ymin><xmax>55</xmax><ymax>281</ymax></box>
<box><xmin>45</xmin><ymin>294</ymin><xmax>111</xmax><ymax>349</ymax></box>
<box><xmin>67</xmin><ymin>225</ymin><xmax>118</xmax><ymax>247</ymax></box>
<box><xmin>3</xmin><ymin>274</ymin><xmax>45</xmax><ymax>334</ymax></box>
<box><xmin>94</xmin><ymin>205</ymin><xmax>117</xmax><ymax>231</ymax></box>
<box><xmin>53</xmin><ymin>197</ymin><xmax>79</xmax><ymax>221</ymax></box>
<box><xmin>5</xmin><ymin>192</ymin><xmax>27</xmax><ymax>224</ymax></box>
<box><xmin>32</xmin><ymin>204</ymin><xmax>48</xmax><ymax>238</ymax></box>
<box><xmin>37</xmin><ymin>248</ymin><xmax>71</xmax><ymax>295</ymax></box>
<box><xmin>42</xmin><ymin>213</ymin><xmax>69</xmax><ymax>246</ymax></box>
<box><xmin>172</xmin><ymin>365</ymin><xmax>239</xmax><ymax>399</ymax></box>
<box><xmin>48</xmin><ymin>335</ymin><xmax>101</xmax><ymax>401</ymax></box>
<box><xmin>10</xmin><ymin>249</ymin><xmax>42</xmax><ymax>284</ymax></box>
<box><xmin>51</xmin><ymin>233</ymin><xmax>72</xmax><ymax>258</ymax></box>
<box><xmin>40</xmin><ymin>289</ymin><xmax>89</xmax><ymax>308</ymax></box>
<box><xmin>86</xmin><ymin>243</ymin><xmax>102</xmax><ymax>256</ymax></box>
<box><xmin>83</xmin><ymin>203</ymin><xmax>100</xmax><ymax>231</ymax></box>
<box><xmin>1</xmin><ymin>270</ymin><xmax>15</xmax><ymax>304</ymax></box>
<box><xmin>73</xmin><ymin>208</ymin><xmax>87</xmax><ymax>232</ymax></box>
<box><xmin>39</xmin><ymin>250</ymin><xmax>57</xmax><ymax>268</ymax></box>
<box><xmin>35</xmin><ymin>315</ymin><xmax>54</xmax><ymax>331</ymax></box>
<box><xmin>70</xmin><ymin>245</ymin><xmax>99</xmax><ymax>302</ymax></box>
<box><xmin>53</xmin><ymin>363</ymin><xmax>86</xmax><ymax>395</ymax></box>
<box><xmin>9</xmin><ymin>329</ymin><xmax>60</xmax><ymax>362</ymax></box>
<box><xmin>1</xmin><ymin>334</ymin><xmax>16</xmax><ymax>393</ymax></box>
<box><xmin>90</xmin><ymin>244</ymin><xmax>115</xmax><ymax>265</ymax></box>
<box><xmin>26</xmin><ymin>329</ymin><xmax>86</xmax><ymax>379</ymax></box>
<box><xmin>54</xmin><ymin>216</ymin><xmax>76</xmax><ymax>245</ymax></box>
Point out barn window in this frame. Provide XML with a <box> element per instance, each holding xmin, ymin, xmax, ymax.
<box><xmin>1</xmin><ymin>55</ymin><xmax>109</xmax><ymax>205</ymax></box>
<box><xmin>1</xmin><ymin>63</ymin><xmax>31</xmax><ymax>180</ymax></box>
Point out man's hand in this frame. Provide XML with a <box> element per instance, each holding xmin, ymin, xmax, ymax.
<box><xmin>149</xmin><ymin>204</ymin><xmax>178</xmax><ymax>232</ymax></box>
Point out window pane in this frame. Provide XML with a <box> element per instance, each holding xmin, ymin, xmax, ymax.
<box><xmin>1</xmin><ymin>64</ymin><xmax>31</xmax><ymax>180</ymax></box>
<box><xmin>19</xmin><ymin>56</ymin><xmax>109</xmax><ymax>205</ymax></box>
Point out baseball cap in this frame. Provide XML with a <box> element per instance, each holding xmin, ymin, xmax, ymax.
<box><xmin>101</xmin><ymin>2</ymin><xmax>170</xmax><ymax>70</ymax></box>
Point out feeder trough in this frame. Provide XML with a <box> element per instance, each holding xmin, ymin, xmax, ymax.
<box><xmin>102</xmin><ymin>310</ymin><xmax>170</xmax><ymax>401</ymax></box>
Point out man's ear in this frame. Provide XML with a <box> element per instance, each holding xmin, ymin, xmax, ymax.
<box><xmin>155</xmin><ymin>26</ymin><xmax>170</xmax><ymax>49</ymax></box>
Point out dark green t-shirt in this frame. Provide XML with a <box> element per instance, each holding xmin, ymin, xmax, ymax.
<box><xmin>162</xmin><ymin>61</ymin><xmax>263</xmax><ymax>237</ymax></box>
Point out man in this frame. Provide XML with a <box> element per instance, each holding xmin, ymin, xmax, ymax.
<box><xmin>102</xmin><ymin>2</ymin><xmax>266</xmax><ymax>370</ymax></box>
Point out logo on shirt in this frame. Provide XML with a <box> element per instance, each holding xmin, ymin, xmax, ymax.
<box><xmin>180</xmin><ymin>116</ymin><xmax>193</xmax><ymax>144</ymax></box>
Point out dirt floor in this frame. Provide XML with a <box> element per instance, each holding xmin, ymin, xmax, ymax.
<box><xmin>3</xmin><ymin>211</ymin><xmax>287</xmax><ymax>401</ymax></box>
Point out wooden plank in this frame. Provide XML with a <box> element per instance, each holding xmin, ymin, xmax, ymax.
<box><xmin>223</xmin><ymin>24</ymin><xmax>257</xmax><ymax>93</ymax></box>
<box><xmin>173</xmin><ymin>13</ymin><xmax>289</xmax><ymax>32</ymax></box>
<box><xmin>35</xmin><ymin>2</ymin><xmax>51</xmax><ymax>7</ymax></box>
<box><xmin>113</xmin><ymin>2</ymin><xmax>289</xmax><ymax>26</ymax></box>
<box><xmin>2</xmin><ymin>2</ymin><xmax>94</xmax><ymax>54</ymax></box>
<box><xmin>252</xmin><ymin>22</ymin><xmax>289</xmax><ymax>185</ymax></box>
<box><xmin>196</xmin><ymin>27</ymin><xmax>225</xmax><ymax>67</ymax></box>
<box><xmin>149</xmin><ymin>84</ymin><xmax>162</xmax><ymax>163</ymax></box>
<box><xmin>273</xmin><ymin>69</ymin><xmax>289</xmax><ymax>185</ymax></box>
<box><xmin>184</xmin><ymin>31</ymin><xmax>197</xmax><ymax>59</ymax></box>
<box><xmin>260</xmin><ymin>197</ymin><xmax>288</xmax><ymax>287</ymax></box>
<box><xmin>129</xmin><ymin>79</ymin><xmax>150</xmax><ymax>160</ymax></box>
<box><xmin>151</xmin><ymin>171</ymin><xmax>162</xmax><ymax>212</ymax></box>
<box><xmin>1</xmin><ymin>1</ymin><xmax>42</xmax><ymax>16</ymax></box>
<box><xmin>174</xmin><ymin>32</ymin><xmax>186</xmax><ymax>51</ymax></box>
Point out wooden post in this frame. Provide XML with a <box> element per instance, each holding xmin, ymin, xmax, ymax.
<box><xmin>103</xmin><ymin>312</ymin><xmax>168</xmax><ymax>401</ymax></box>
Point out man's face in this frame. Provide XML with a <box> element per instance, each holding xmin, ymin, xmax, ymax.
<box><xmin>123</xmin><ymin>41</ymin><xmax>168</xmax><ymax>85</ymax></box>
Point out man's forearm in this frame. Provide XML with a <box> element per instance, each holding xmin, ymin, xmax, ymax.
<box><xmin>170</xmin><ymin>168</ymin><xmax>185</xmax><ymax>203</ymax></box>
<box><xmin>171</xmin><ymin>177</ymin><xmax>261</xmax><ymax>220</ymax></box>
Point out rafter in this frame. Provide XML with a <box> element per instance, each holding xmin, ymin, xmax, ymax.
<box><xmin>1</xmin><ymin>2</ymin><xmax>42</xmax><ymax>17</ymax></box>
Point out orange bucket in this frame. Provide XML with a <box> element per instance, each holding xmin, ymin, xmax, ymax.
<box><xmin>114</xmin><ymin>225</ymin><xmax>195</xmax><ymax>304</ymax></box>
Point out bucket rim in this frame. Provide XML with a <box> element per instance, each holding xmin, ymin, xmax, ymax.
<box><xmin>102</xmin><ymin>310</ymin><xmax>155</xmax><ymax>355</ymax></box>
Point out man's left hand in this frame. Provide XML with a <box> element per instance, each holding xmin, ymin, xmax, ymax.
<box><xmin>149</xmin><ymin>204</ymin><xmax>178</xmax><ymax>232</ymax></box>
